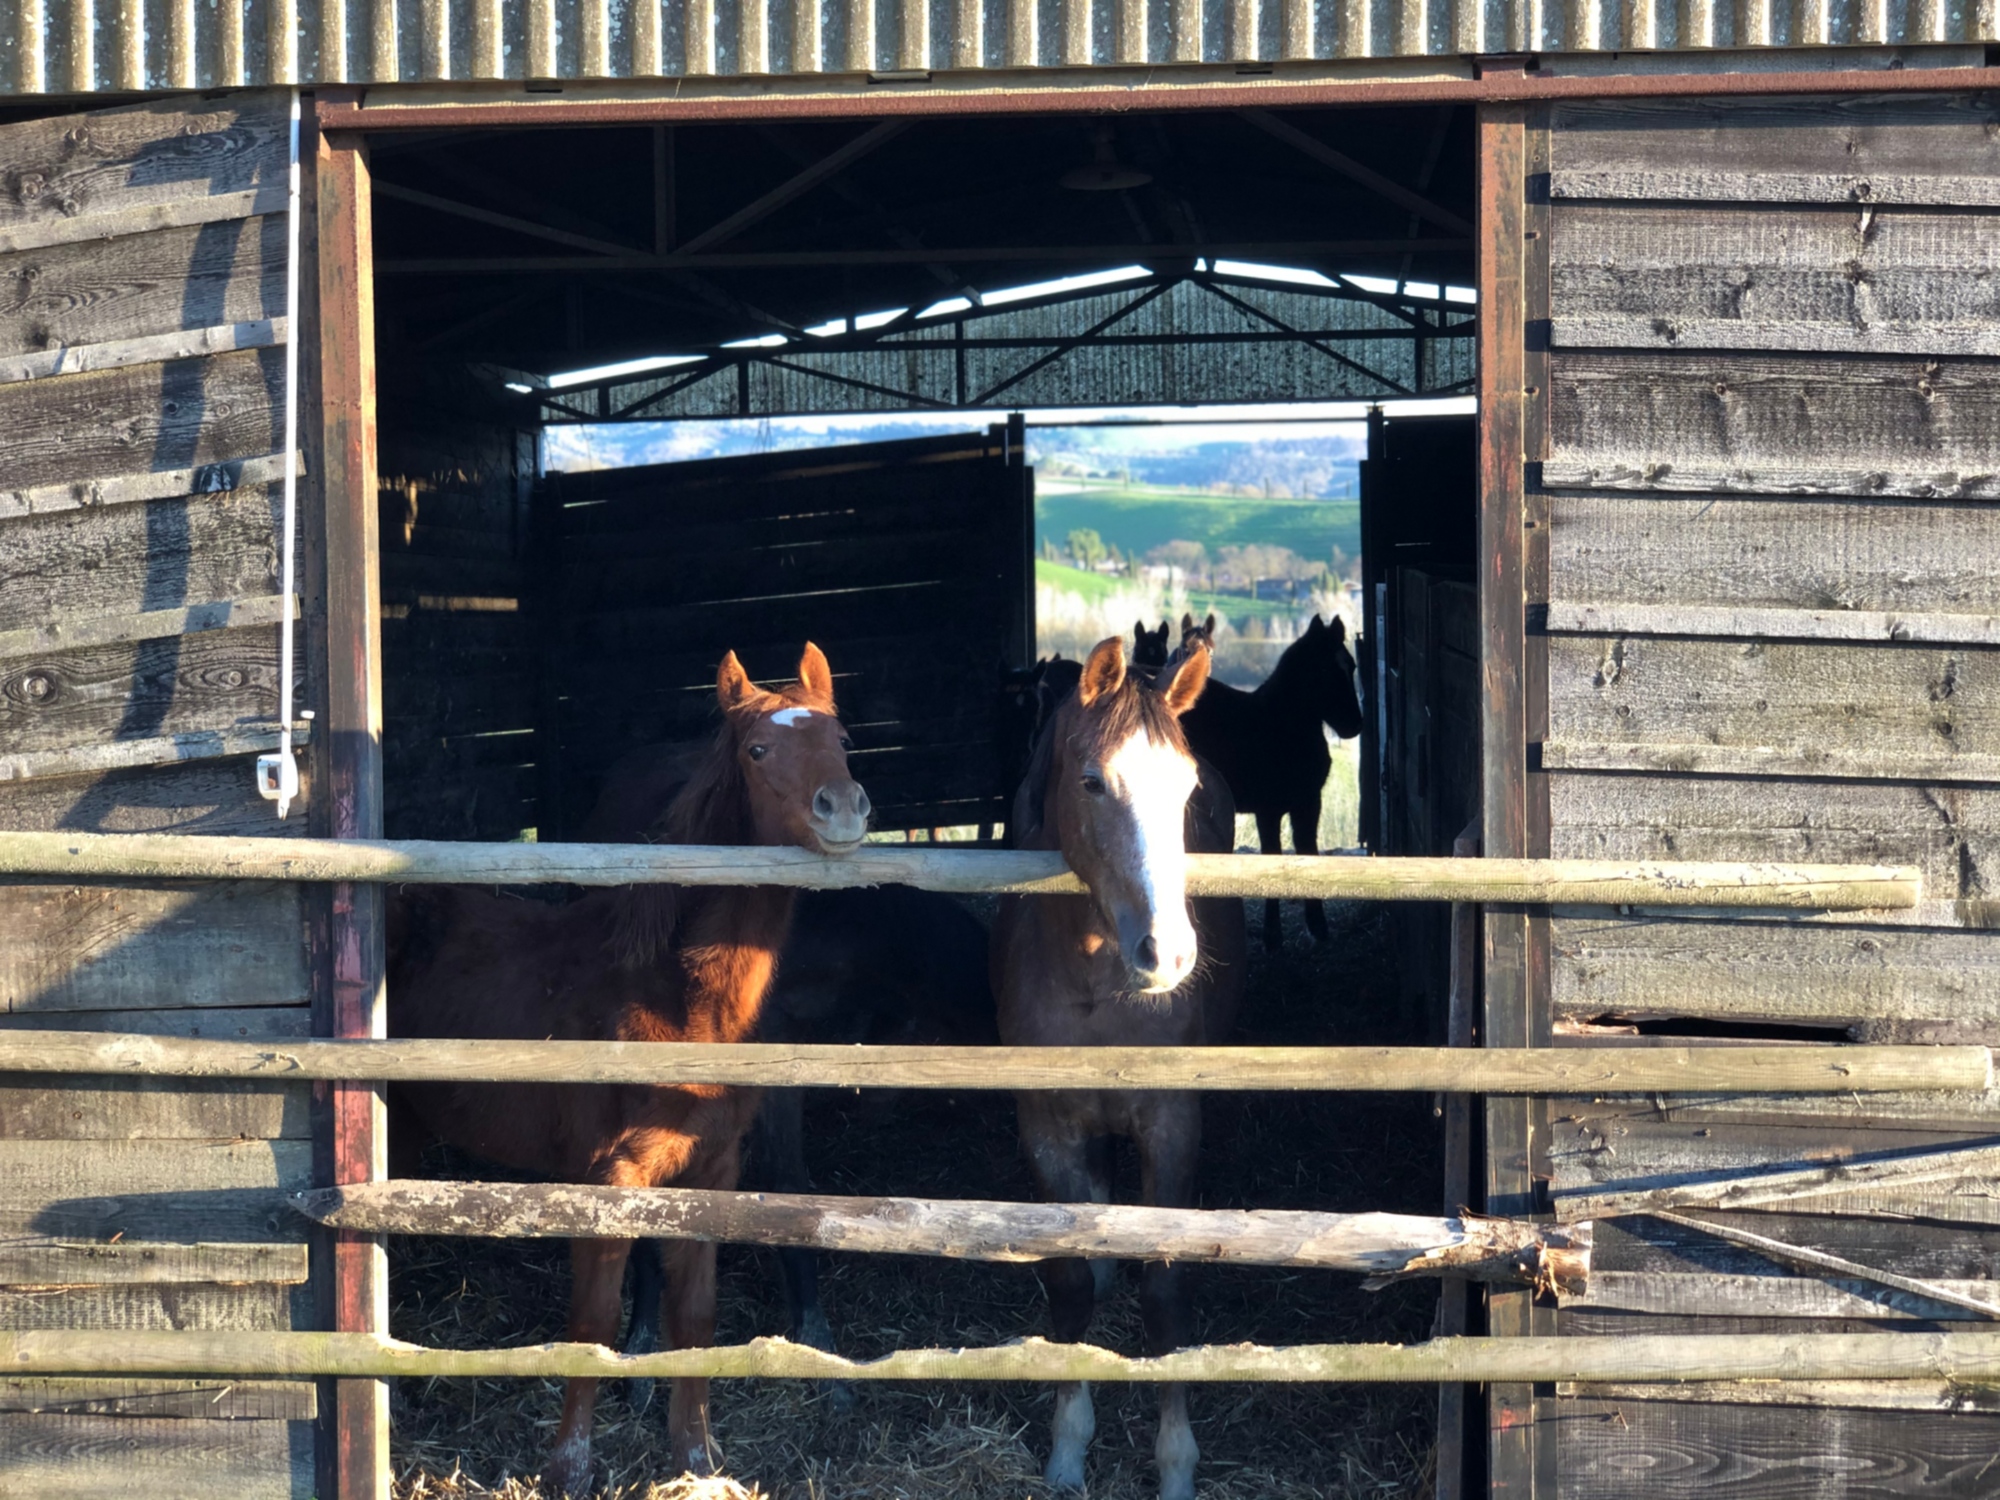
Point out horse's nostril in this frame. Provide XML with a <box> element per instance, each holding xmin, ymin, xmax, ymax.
<box><xmin>813</xmin><ymin>788</ymin><xmax>836</xmax><ymax>818</ymax></box>
<box><xmin>855</xmin><ymin>787</ymin><xmax>871</xmax><ymax>817</ymax></box>
<box><xmin>1135</xmin><ymin>935</ymin><xmax>1160</xmax><ymax>971</ymax></box>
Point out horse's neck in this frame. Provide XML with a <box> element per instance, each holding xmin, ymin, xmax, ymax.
<box><xmin>675</xmin><ymin>885</ymin><xmax>796</xmax><ymax>1043</ymax></box>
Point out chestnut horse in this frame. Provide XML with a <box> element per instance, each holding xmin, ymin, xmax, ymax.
<box><xmin>992</xmin><ymin>635</ymin><xmax>1247</xmax><ymax>1500</ymax></box>
<box><xmin>1176</xmin><ymin>611</ymin><xmax>1363</xmax><ymax>948</ymax></box>
<box><xmin>386</xmin><ymin>645</ymin><xmax>868</xmax><ymax>1494</ymax></box>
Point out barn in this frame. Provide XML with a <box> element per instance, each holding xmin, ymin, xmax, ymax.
<box><xmin>2</xmin><ymin>11</ymin><xmax>2000</xmax><ymax>1499</ymax></box>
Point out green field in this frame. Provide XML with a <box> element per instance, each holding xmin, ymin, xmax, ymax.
<box><xmin>1035</xmin><ymin>559</ymin><xmax>1316</xmax><ymax>621</ymax></box>
<box><xmin>1036</xmin><ymin>480</ymin><xmax>1361</xmax><ymax>565</ymax></box>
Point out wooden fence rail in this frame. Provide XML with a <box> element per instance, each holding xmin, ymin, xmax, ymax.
<box><xmin>292</xmin><ymin>1180</ymin><xmax>1592</xmax><ymax>1288</ymax></box>
<box><xmin>3</xmin><ymin>1034</ymin><xmax>1987</xmax><ymax>1093</ymax></box>
<box><xmin>0</xmin><ymin>830</ymin><xmax>1921</xmax><ymax>908</ymax></box>
<box><xmin>4</xmin><ymin>1329</ymin><xmax>1997</xmax><ymax>1385</ymax></box>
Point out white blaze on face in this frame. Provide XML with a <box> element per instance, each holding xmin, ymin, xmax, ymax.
<box><xmin>768</xmin><ymin>707</ymin><xmax>815</xmax><ymax>727</ymax></box>
<box><xmin>1101</xmin><ymin>730</ymin><xmax>1200</xmax><ymax>993</ymax></box>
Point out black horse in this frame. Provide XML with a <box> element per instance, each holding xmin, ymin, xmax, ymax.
<box><xmin>1176</xmin><ymin>612</ymin><xmax>1365</xmax><ymax>948</ymax></box>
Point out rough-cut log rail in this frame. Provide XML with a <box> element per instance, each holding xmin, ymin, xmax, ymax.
<box><xmin>6</xmin><ymin>1329</ymin><xmax>2000</xmax><ymax>1385</ymax></box>
<box><xmin>0</xmin><ymin>831</ymin><xmax>1922</xmax><ymax>909</ymax></box>
<box><xmin>0</xmin><ymin>1033</ymin><xmax>1987</xmax><ymax>1094</ymax></box>
<box><xmin>290</xmin><ymin>1180</ymin><xmax>1591</xmax><ymax>1290</ymax></box>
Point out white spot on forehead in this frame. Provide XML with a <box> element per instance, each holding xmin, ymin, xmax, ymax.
<box><xmin>769</xmin><ymin>707</ymin><xmax>815</xmax><ymax>727</ymax></box>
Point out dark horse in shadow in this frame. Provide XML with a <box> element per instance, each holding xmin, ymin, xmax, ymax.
<box><xmin>386</xmin><ymin>646</ymin><xmax>869</xmax><ymax>1493</ymax></box>
<box><xmin>1176</xmin><ymin>611</ymin><xmax>1364</xmax><ymax>948</ymax></box>
<box><xmin>577</xmin><ymin>737</ymin><xmax>994</xmax><ymax>1411</ymax></box>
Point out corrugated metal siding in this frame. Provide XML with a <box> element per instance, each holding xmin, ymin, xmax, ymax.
<box><xmin>4</xmin><ymin>0</ymin><xmax>1995</xmax><ymax>95</ymax></box>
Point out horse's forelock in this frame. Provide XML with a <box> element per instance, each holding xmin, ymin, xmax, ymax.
<box><xmin>1068</xmin><ymin>675</ymin><xmax>1190</xmax><ymax>762</ymax></box>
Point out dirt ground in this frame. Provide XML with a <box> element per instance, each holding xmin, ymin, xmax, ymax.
<box><xmin>388</xmin><ymin>897</ymin><xmax>1445</xmax><ymax>1500</ymax></box>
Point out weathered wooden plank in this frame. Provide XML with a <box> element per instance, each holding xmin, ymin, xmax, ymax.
<box><xmin>1556</xmin><ymin>1379</ymin><xmax>2000</xmax><ymax>1413</ymax></box>
<box><xmin>1549</xmin><ymin>775</ymin><xmax>2000</xmax><ymax>929</ymax></box>
<box><xmin>1596</xmin><ymin>1090</ymin><xmax>2000</xmax><ymax>1130</ymax></box>
<box><xmin>0</xmin><ymin>486</ymin><xmax>282</xmax><ymax>636</ymax></box>
<box><xmin>0</xmin><ymin>883</ymin><xmax>308</xmax><ymax>1015</ymax></box>
<box><xmin>1553</xmin><ymin>914</ymin><xmax>2000</xmax><ymax>1030</ymax></box>
<box><xmin>1550</xmin><ymin>1123</ymin><xmax>2000</xmax><ymax>1224</ymax></box>
<box><xmin>0</xmin><ymin>1138</ymin><xmax>310</xmax><ymax>1242</ymax></box>
<box><xmin>0</xmin><ymin>596</ymin><xmax>293</xmax><ymax>661</ymax></box>
<box><xmin>0</xmin><ymin>346</ymin><xmax>286</xmax><ymax>497</ymax></box>
<box><xmin>0</xmin><ymin>756</ymin><xmax>305</xmax><ymax>838</ymax></box>
<box><xmin>0</xmin><ymin>1076</ymin><xmax>307</xmax><ymax>1139</ymax></box>
<box><xmin>1547</xmin><ymin>352</ymin><xmax>2000</xmax><ymax>500</ymax></box>
<box><xmin>0</xmin><ymin>725</ymin><xmax>308</xmax><ymax>783</ymax></box>
<box><xmin>1546</xmin><ymin>601</ymin><xmax>2000</xmax><ymax>647</ymax></box>
<box><xmin>0</xmin><ymin>452</ymin><xmax>297</xmax><ymax>524</ymax></box>
<box><xmin>296</xmin><ymin>1179</ymin><xmax>1590</xmax><ymax>1286</ymax></box>
<box><xmin>8</xmin><ymin>1030</ymin><xmax>1987</xmax><ymax>1094</ymax></box>
<box><xmin>0</xmin><ymin>1283</ymin><xmax>297</xmax><ymax>1331</ymax></box>
<box><xmin>0</xmin><ymin>1242</ymin><xmax>307</xmax><ymax>1288</ymax></box>
<box><xmin>0</xmin><ymin>623</ymin><xmax>289</xmax><ymax>757</ymax></box>
<box><xmin>0</xmin><ymin>216</ymin><xmax>286</xmax><ymax>363</ymax></box>
<box><xmin>0</xmin><ymin>96</ymin><xmax>289</xmax><ymax>253</ymax></box>
<box><xmin>0</xmin><ymin>1412</ymin><xmax>312</xmax><ymax>1500</ymax></box>
<box><xmin>1546</xmin><ymin>634</ymin><xmax>2000</xmax><ymax>782</ymax></box>
<box><xmin>1550</xmin><ymin>201</ymin><xmax>2000</xmax><ymax>354</ymax></box>
<box><xmin>1593</xmin><ymin>1207</ymin><xmax>2000</xmax><ymax>1281</ymax></box>
<box><xmin>0</xmin><ymin>831</ymin><xmax>1924</xmax><ymax>908</ymax></box>
<box><xmin>0</xmin><ymin>1378</ymin><xmax>313</xmax><ymax>1420</ymax></box>
<box><xmin>0</xmin><ymin>320</ymin><xmax>288</xmax><ymax>387</ymax></box>
<box><xmin>1547</xmin><ymin>493</ymin><xmax>2000</xmax><ymax>624</ymax></box>
<box><xmin>1549</xmin><ymin>95</ymin><xmax>2000</xmax><ymax>206</ymax></box>
<box><xmin>10</xmin><ymin>1326</ymin><xmax>2000</xmax><ymax>1385</ymax></box>
<box><xmin>0</xmin><ymin>1008</ymin><xmax>308</xmax><ymax>1040</ymax></box>
<box><xmin>1567</xmin><ymin>1270</ymin><xmax>2000</xmax><ymax>1322</ymax></box>
<box><xmin>1554</xmin><ymin>1396</ymin><xmax>2000</xmax><ymax>1499</ymax></box>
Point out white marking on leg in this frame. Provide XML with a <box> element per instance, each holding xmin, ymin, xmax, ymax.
<box><xmin>1155</xmin><ymin>1384</ymin><xmax>1198</xmax><ymax>1500</ymax></box>
<box><xmin>1046</xmin><ymin>1379</ymin><xmax>1096</xmax><ymax>1492</ymax></box>
<box><xmin>547</xmin><ymin>1434</ymin><xmax>591</xmax><ymax>1496</ymax></box>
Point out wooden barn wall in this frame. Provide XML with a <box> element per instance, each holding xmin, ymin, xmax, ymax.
<box><xmin>538</xmin><ymin>429</ymin><xmax>1032</xmax><ymax>837</ymax></box>
<box><xmin>1524</xmin><ymin>92</ymin><xmax>2000</xmax><ymax>1495</ymax></box>
<box><xmin>376</xmin><ymin>365</ymin><xmax>537</xmax><ymax>841</ymax></box>
<box><xmin>0</xmin><ymin>94</ymin><xmax>316</xmax><ymax>1496</ymax></box>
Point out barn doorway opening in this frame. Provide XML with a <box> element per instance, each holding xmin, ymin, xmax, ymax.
<box><xmin>365</xmin><ymin>104</ymin><xmax>1480</xmax><ymax>1499</ymax></box>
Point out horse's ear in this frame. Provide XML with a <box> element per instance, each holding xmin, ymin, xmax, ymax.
<box><xmin>1078</xmin><ymin>636</ymin><xmax>1126</xmax><ymax>707</ymax></box>
<box><xmin>1161</xmin><ymin>640</ymin><xmax>1211</xmax><ymax>717</ymax></box>
<box><xmin>717</xmin><ymin>651</ymin><xmax>757</xmax><ymax>710</ymax></box>
<box><xmin>1180</xmin><ymin>612</ymin><xmax>1195</xmax><ymax>634</ymax></box>
<box><xmin>1203</xmin><ymin>613</ymin><xmax>1216</xmax><ymax>634</ymax></box>
<box><xmin>795</xmin><ymin>641</ymin><xmax>835</xmax><ymax>709</ymax></box>
<box><xmin>1327</xmin><ymin>615</ymin><xmax>1346</xmax><ymax>642</ymax></box>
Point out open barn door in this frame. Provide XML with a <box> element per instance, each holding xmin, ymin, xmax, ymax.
<box><xmin>533</xmin><ymin>427</ymin><xmax>1034</xmax><ymax>841</ymax></box>
<box><xmin>0</xmin><ymin>94</ymin><xmax>320</xmax><ymax>1497</ymax></box>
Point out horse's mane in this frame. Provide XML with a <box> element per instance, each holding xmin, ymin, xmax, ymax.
<box><xmin>1011</xmin><ymin>674</ymin><xmax>1189</xmax><ymax>845</ymax></box>
<box><xmin>611</xmin><ymin>684</ymin><xmax>817</xmax><ymax>967</ymax></box>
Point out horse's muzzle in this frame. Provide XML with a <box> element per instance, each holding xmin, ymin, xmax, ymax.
<box><xmin>811</xmin><ymin>779</ymin><xmax>871</xmax><ymax>851</ymax></box>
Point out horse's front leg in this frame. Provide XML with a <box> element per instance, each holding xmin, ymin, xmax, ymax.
<box><xmin>661</xmin><ymin>1236</ymin><xmax>722</xmax><ymax>1475</ymax></box>
<box><xmin>1018</xmin><ymin>1092</ymin><xmax>1104</xmax><ymax>1493</ymax></box>
<box><xmin>1137</xmin><ymin>1094</ymin><xmax>1202</xmax><ymax>1500</ymax></box>
<box><xmin>549</xmin><ymin>1235</ymin><xmax>634</xmax><ymax>1496</ymax></box>
<box><xmin>1254</xmin><ymin>809</ymin><xmax>1285</xmax><ymax>950</ymax></box>
<box><xmin>1288</xmin><ymin>793</ymin><xmax>1329</xmax><ymax>945</ymax></box>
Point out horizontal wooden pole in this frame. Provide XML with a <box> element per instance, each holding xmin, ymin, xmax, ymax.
<box><xmin>292</xmin><ymin>1180</ymin><xmax>1591</xmax><ymax>1289</ymax></box>
<box><xmin>5</xmin><ymin>1329</ymin><xmax>1998</xmax><ymax>1385</ymax></box>
<box><xmin>3</xmin><ymin>1034</ymin><xmax>1987</xmax><ymax>1094</ymax></box>
<box><xmin>0</xmin><ymin>830</ymin><xmax>1919</xmax><ymax>909</ymax></box>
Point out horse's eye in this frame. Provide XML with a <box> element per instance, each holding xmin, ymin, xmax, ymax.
<box><xmin>748</xmin><ymin>744</ymin><xmax>768</xmax><ymax>761</ymax></box>
<box><xmin>839</xmin><ymin>735</ymin><xmax>853</xmax><ymax>751</ymax></box>
<box><xmin>1081</xmin><ymin>774</ymin><xmax>1105</xmax><ymax>796</ymax></box>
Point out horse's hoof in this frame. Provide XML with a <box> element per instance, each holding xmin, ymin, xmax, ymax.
<box><xmin>1045</xmin><ymin>1454</ymin><xmax>1089</xmax><ymax>1493</ymax></box>
<box><xmin>679</xmin><ymin>1438</ymin><xmax>722</xmax><ymax>1477</ymax></box>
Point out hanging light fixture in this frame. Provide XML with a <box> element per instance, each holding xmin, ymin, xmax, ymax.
<box><xmin>1060</xmin><ymin>124</ymin><xmax>1153</xmax><ymax>191</ymax></box>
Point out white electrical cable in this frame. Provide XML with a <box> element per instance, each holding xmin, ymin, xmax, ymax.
<box><xmin>269</xmin><ymin>88</ymin><xmax>303</xmax><ymax>819</ymax></box>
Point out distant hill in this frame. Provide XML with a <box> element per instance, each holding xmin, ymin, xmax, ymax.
<box><xmin>1036</xmin><ymin>481</ymin><xmax>1361</xmax><ymax>567</ymax></box>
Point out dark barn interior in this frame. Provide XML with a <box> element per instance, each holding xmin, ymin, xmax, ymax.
<box><xmin>361</xmin><ymin>104</ymin><xmax>1483</xmax><ymax>1497</ymax></box>
<box><xmin>362</xmin><ymin>106</ymin><xmax>1480</xmax><ymax>846</ymax></box>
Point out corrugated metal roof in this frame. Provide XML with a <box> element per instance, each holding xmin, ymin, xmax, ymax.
<box><xmin>4</xmin><ymin>0</ymin><xmax>1992</xmax><ymax>97</ymax></box>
